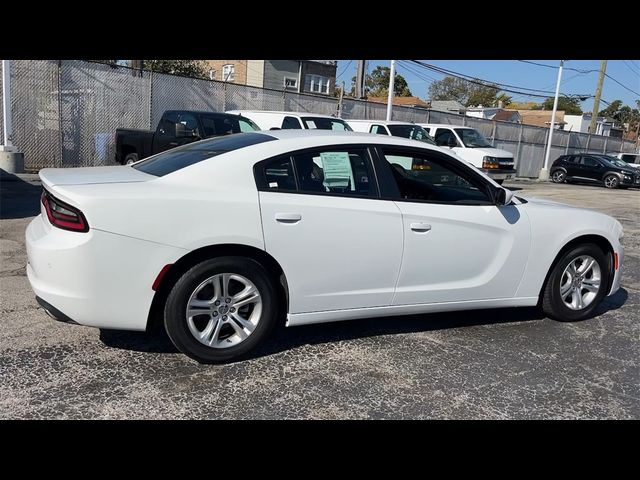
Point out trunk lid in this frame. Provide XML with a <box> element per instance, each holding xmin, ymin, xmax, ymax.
<box><xmin>39</xmin><ymin>166</ymin><xmax>153</xmax><ymax>188</ymax></box>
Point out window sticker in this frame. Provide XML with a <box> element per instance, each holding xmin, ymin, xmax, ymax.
<box><xmin>320</xmin><ymin>152</ymin><xmax>354</xmax><ymax>189</ymax></box>
<box><xmin>305</xmin><ymin>120</ymin><xmax>316</xmax><ymax>129</ymax></box>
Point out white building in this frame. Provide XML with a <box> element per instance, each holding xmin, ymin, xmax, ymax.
<box><xmin>564</xmin><ymin>113</ymin><xmax>623</xmax><ymax>137</ymax></box>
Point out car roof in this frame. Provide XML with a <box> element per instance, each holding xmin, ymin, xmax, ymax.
<box><xmin>420</xmin><ymin>123</ymin><xmax>470</xmax><ymax>128</ymax></box>
<box><xmin>226</xmin><ymin>110</ymin><xmax>342</xmax><ymax>119</ymax></box>
<box><xmin>345</xmin><ymin>120</ymin><xmax>420</xmax><ymax>126</ymax></box>
<box><xmin>166</xmin><ymin>110</ymin><xmax>247</xmax><ymax>117</ymax></box>
<box><xmin>259</xmin><ymin>129</ymin><xmax>438</xmax><ymax>147</ymax></box>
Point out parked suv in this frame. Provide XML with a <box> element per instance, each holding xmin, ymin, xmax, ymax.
<box><xmin>551</xmin><ymin>153</ymin><xmax>640</xmax><ymax>189</ymax></box>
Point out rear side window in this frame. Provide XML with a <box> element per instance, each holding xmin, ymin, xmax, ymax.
<box><xmin>257</xmin><ymin>147</ymin><xmax>376</xmax><ymax>197</ymax></box>
<box><xmin>134</xmin><ymin>132</ymin><xmax>276</xmax><ymax>177</ymax></box>
<box><xmin>201</xmin><ymin>116</ymin><xmax>237</xmax><ymax>136</ymax></box>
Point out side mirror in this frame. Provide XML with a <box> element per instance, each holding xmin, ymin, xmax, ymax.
<box><xmin>447</xmin><ymin>137</ymin><xmax>457</xmax><ymax>148</ymax></box>
<box><xmin>175</xmin><ymin>122</ymin><xmax>187</xmax><ymax>137</ymax></box>
<box><xmin>495</xmin><ymin>187</ymin><xmax>514</xmax><ymax>206</ymax></box>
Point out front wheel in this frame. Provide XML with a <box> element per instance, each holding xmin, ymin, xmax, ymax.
<box><xmin>551</xmin><ymin>170</ymin><xmax>566</xmax><ymax>183</ymax></box>
<box><xmin>164</xmin><ymin>256</ymin><xmax>279</xmax><ymax>363</ymax></box>
<box><xmin>603</xmin><ymin>174</ymin><xmax>619</xmax><ymax>189</ymax></box>
<box><xmin>542</xmin><ymin>244</ymin><xmax>610</xmax><ymax>321</ymax></box>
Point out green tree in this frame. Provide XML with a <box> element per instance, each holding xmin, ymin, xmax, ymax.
<box><xmin>496</xmin><ymin>92</ymin><xmax>513</xmax><ymax>107</ymax></box>
<box><xmin>541</xmin><ymin>96</ymin><xmax>583</xmax><ymax>115</ymax></box>
<box><xmin>143</xmin><ymin>60</ymin><xmax>208</xmax><ymax>79</ymax></box>
<box><xmin>427</xmin><ymin>76</ymin><xmax>505</xmax><ymax>107</ymax></box>
<box><xmin>598</xmin><ymin>99</ymin><xmax>623</xmax><ymax>118</ymax></box>
<box><xmin>350</xmin><ymin>66</ymin><xmax>412</xmax><ymax>97</ymax></box>
<box><xmin>599</xmin><ymin>99</ymin><xmax>640</xmax><ymax>132</ymax></box>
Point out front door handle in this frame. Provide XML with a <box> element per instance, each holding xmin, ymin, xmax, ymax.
<box><xmin>169</xmin><ymin>142</ymin><xmax>178</xmax><ymax>146</ymax></box>
<box><xmin>410</xmin><ymin>222</ymin><xmax>432</xmax><ymax>233</ymax></box>
<box><xmin>275</xmin><ymin>213</ymin><xmax>302</xmax><ymax>224</ymax></box>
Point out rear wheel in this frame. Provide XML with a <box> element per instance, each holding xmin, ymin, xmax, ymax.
<box><xmin>124</xmin><ymin>153</ymin><xmax>138</xmax><ymax>165</ymax></box>
<box><xmin>164</xmin><ymin>256</ymin><xmax>279</xmax><ymax>363</ymax></box>
<box><xmin>603</xmin><ymin>174</ymin><xmax>619</xmax><ymax>189</ymax></box>
<box><xmin>542</xmin><ymin>244</ymin><xmax>609</xmax><ymax>321</ymax></box>
<box><xmin>551</xmin><ymin>170</ymin><xmax>566</xmax><ymax>183</ymax></box>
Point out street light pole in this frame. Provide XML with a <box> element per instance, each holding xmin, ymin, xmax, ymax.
<box><xmin>386</xmin><ymin>60</ymin><xmax>396</xmax><ymax>121</ymax></box>
<box><xmin>539</xmin><ymin>59</ymin><xmax>564</xmax><ymax>180</ymax></box>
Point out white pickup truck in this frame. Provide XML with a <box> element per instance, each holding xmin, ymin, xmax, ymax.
<box><xmin>421</xmin><ymin>123</ymin><xmax>517</xmax><ymax>184</ymax></box>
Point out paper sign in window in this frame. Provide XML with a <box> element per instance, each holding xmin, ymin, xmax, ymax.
<box><xmin>320</xmin><ymin>152</ymin><xmax>354</xmax><ymax>189</ymax></box>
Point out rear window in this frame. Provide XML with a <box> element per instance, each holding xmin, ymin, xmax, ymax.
<box><xmin>133</xmin><ymin>132</ymin><xmax>276</xmax><ymax>177</ymax></box>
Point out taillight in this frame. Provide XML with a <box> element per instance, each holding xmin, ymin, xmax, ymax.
<box><xmin>41</xmin><ymin>190</ymin><xmax>89</xmax><ymax>232</ymax></box>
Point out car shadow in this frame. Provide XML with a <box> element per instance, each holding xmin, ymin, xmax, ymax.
<box><xmin>98</xmin><ymin>287</ymin><xmax>628</xmax><ymax>361</ymax></box>
<box><xmin>0</xmin><ymin>171</ymin><xmax>42</xmax><ymax>219</ymax></box>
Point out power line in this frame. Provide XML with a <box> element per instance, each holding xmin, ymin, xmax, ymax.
<box><xmin>336</xmin><ymin>60</ymin><xmax>353</xmax><ymax>81</ymax></box>
<box><xmin>604</xmin><ymin>72</ymin><xmax>640</xmax><ymax>96</ymax></box>
<box><xmin>518</xmin><ymin>59</ymin><xmax>640</xmax><ymax>97</ymax></box>
<box><xmin>409</xmin><ymin>60</ymin><xmax>591</xmax><ymax>100</ymax></box>
<box><xmin>622</xmin><ymin>60</ymin><xmax>640</xmax><ymax>77</ymax></box>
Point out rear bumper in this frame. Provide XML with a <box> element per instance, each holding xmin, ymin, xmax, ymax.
<box><xmin>481</xmin><ymin>168</ymin><xmax>517</xmax><ymax>180</ymax></box>
<box><xmin>26</xmin><ymin>214</ymin><xmax>186</xmax><ymax>331</ymax></box>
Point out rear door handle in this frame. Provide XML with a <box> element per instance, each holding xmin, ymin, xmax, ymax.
<box><xmin>169</xmin><ymin>141</ymin><xmax>178</xmax><ymax>146</ymax></box>
<box><xmin>410</xmin><ymin>222</ymin><xmax>432</xmax><ymax>233</ymax></box>
<box><xmin>275</xmin><ymin>213</ymin><xmax>302</xmax><ymax>224</ymax></box>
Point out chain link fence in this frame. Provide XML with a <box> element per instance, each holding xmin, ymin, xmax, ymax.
<box><xmin>3</xmin><ymin>60</ymin><xmax>638</xmax><ymax>176</ymax></box>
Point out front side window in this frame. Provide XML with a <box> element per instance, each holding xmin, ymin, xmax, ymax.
<box><xmin>380</xmin><ymin>148</ymin><xmax>492</xmax><ymax>204</ymax></box>
<box><xmin>454</xmin><ymin>128</ymin><xmax>493</xmax><ymax>148</ymax></box>
<box><xmin>177</xmin><ymin>113</ymin><xmax>200</xmax><ymax>136</ymax></box>
<box><xmin>581</xmin><ymin>157</ymin><xmax>599</xmax><ymax>167</ymax></box>
<box><xmin>387</xmin><ymin>124</ymin><xmax>436</xmax><ymax>145</ymax></box>
<box><xmin>301</xmin><ymin>117</ymin><xmax>353</xmax><ymax>131</ymax></box>
<box><xmin>282</xmin><ymin>116</ymin><xmax>303</xmax><ymax>129</ymax></box>
<box><xmin>158</xmin><ymin>111</ymin><xmax>179</xmax><ymax>136</ymax></box>
<box><xmin>222</xmin><ymin>64</ymin><xmax>235</xmax><ymax>81</ymax></box>
<box><xmin>201</xmin><ymin>116</ymin><xmax>235</xmax><ymax>137</ymax></box>
<box><xmin>370</xmin><ymin>125</ymin><xmax>389</xmax><ymax>135</ymax></box>
<box><xmin>434</xmin><ymin>128</ymin><xmax>459</xmax><ymax>147</ymax></box>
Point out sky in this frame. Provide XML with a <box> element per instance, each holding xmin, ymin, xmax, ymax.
<box><xmin>335</xmin><ymin>60</ymin><xmax>640</xmax><ymax>112</ymax></box>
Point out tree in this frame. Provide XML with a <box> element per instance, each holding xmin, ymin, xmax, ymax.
<box><xmin>496</xmin><ymin>93</ymin><xmax>513</xmax><ymax>107</ymax></box>
<box><xmin>143</xmin><ymin>60</ymin><xmax>208</xmax><ymax>79</ymax></box>
<box><xmin>350</xmin><ymin>66</ymin><xmax>412</xmax><ymax>97</ymax></box>
<box><xmin>599</xmin><ymin>99</ymin><xmax>640</xmax><ymax>132</ymax></box>
<box><xmin>541</xmin><ymin>96</ymin><xmax>583</xmax><ymax>115</ymax></box>
<box><xmin>427</xmin><ymin>76</ymin><xmax>505</xmax><ymax>107</ymax></box>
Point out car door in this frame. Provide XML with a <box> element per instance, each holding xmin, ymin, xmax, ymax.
<box><xmin>257</xmin><ymin>145</ymin><xmax>404</xmax><ymax>314</ymax></box>
<box><xmin>581</xmin><ymin>156</ymin><xmax>603</xmax><ymax>181</ymax></box>
<box><xmin>563</xmin><ymin>155</ymin><xmax>580</xmax><ymax>177</ymax></box>
<box><xmin>153</xmin><ymin>111</ymin><xmax>200</xmax><ymax>153</ymax></box>
<box><xmin>374</xmin><ymin>145</ymin><xmax>531</xmax><ymax>305</ymax></box>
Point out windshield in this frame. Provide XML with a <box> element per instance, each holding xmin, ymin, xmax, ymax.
<box><xmin>301</xmin><ymin>117</ymin><xmax>353</xmax><ymax>131</ymax></box>
<box><xmin>595</xmin><ymin>156</ymin><xmax>631</xmax><ymax>170</ymax></box>
<box><xmin>387</xmin><ymin>125</ymin><xmax>436</xmax><ymax>145</ymax></box>
<box><xmin>454</xmin><ymin>128</ymin><xmax>492</xmax><ymax>148</ymax></box>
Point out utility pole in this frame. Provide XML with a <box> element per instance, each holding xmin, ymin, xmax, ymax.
<box><xmin>0</xmin><ymin>60</ymin><xmax>24</xmax><ymax>173</ymax></box>
<box><xmin>355</xmin><ymin>60</ymin><xmax>366</xmax><ymax>98</ymax></box>
<box><xmin>386</xmin><ymin>60</ymin><xmax>396</xmax><ymax>121</ymax></box>
<box><xmin>131</xmin><ymin>60</ymin><xmax>143</xmax><ymax>77</ymax></box>
<box><xmin>539</xmin><ymin>60</ymin><xmax>564</xmax><ymax>180</ymax></box>
<box><xmin>589</xmin><ymin>60</ymin><xmax>607</xmax><ymax>134</ymax></box>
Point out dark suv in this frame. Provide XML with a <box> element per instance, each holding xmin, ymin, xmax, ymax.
<box><xmin>550</xmin><ymin>153</ymin><xmax>640</xmax><ymax>189</ymax></box>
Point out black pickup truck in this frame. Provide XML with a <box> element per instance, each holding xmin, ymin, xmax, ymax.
<box><xmin>115</xmin><ymin>110</ymin><xmax>260</xmax><ymax>164</ymax></box>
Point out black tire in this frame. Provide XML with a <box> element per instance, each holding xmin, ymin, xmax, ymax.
<box><xmin>551</xmin><ymin>170</ymin><xmax>566</xmax><ymax>183</ymax></box>
<box><xmin>542</xmin><ymin>243</ymin><xmax>610</xmax><ymax>322</ymax></box>
<box><xmin>495</xmin><ymin>179</ymin><xmax>504</xmax><ymax>185</ymax></box>
<box><xmin>124</xmin><ymin>153</ymin><xmax>138</xmax><ymax>165</ymax></box>
<box><xmin>164</xmin><ymin>256</ymin><xmax>279</xmax><ymax>364</ymax></box>
<box><xmin>603</xmin><ymin>174</ymin><xmax>619</xmax><ymax>189</ymax></box>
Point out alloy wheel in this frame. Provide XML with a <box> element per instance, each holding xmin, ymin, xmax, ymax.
<box><xmin>559</xmin><ymin>255</ymin><xmax>601</xmax><ymax>310</ymax></box>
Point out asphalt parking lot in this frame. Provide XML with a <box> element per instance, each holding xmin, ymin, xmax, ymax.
<box><xmin>1</xmin><ymin>173</ymin><xmax>638</xmax><ymax>419</ymax></box>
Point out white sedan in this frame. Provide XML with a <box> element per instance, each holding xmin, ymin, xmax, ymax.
<box><xmin>26</xmin><ymin>131</ymin><xmax>624</xmax><ymax>363</ymax></box>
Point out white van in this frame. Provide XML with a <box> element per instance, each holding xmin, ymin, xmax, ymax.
<box><xmin>346</xmin><ymin>120</ymin><xmax>436</xmax><ymax>145</ymax></box>
<box><xmin>421</xmin><ymin>123</ymin><xmax>517</xmax><ymax>184</ymax></box>
<box><xmin>225</xmin><ymin>110</ymin><xmax>353</xmax><ymax>131</ymax></box>
<box><xmin>615</xmin><ymin>152</ymin><xmax>640</xmax><ymax>169</ymax></box>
